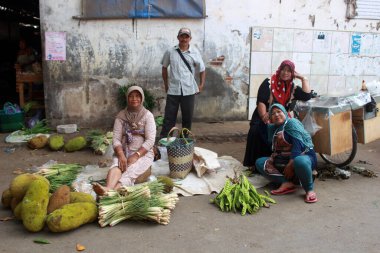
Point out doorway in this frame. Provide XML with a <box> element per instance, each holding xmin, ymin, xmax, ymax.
<box><xmin>0</xmin><ymin>0</ymin><xmax>43</xmax><ymax>113</ymax></box>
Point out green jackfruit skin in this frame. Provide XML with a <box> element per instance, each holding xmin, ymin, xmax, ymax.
<box><xmin>69</xmin><ymin>192</ymin><xmax>96</xmax><ymax>204</ymax></box>
<box><xmin>10</xmin><ymin>174</ymin><xmax>49</xmax><ymax>200</ymax></box>
<box><xmin>49</xmin><ymin>135</ymin><xmax>65</xmax><ymax>151</ymax></box>
<box><xmin>1</xmin><ymin>189</ymin><xmax>12</xmax><ymax>208</ymax></box>
<box><xmin>14</xmin><ymin>202</ymin><xmax>22</xmax><ymax>220</ymax></box>
<box><xmin>64</xmin><ymin>136</ymin><xmax>87</xmax><ymax>152</ymax></box>
<box><xmin>21</xmin><ymin>179</ymin><xmax>50</xmax><ymax>232</ymax></box>
<box><xmin>46</xmin><ymin>202</ymin><xmax>98</xmax><ymax>232</ymax></box>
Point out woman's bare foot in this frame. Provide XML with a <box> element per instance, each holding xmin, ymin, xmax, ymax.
<box><xmin>92</xmin><ymin>182</ymin><xmax>108</xmax><ymax>196</ymax></box>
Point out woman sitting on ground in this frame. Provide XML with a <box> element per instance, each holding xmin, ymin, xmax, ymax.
<box><xmin>243</xmin><ymin>60</ymin><xmax>312</xmax><ymax>171</ymax></box>
<box><xmin>255</xmin><ymin>103</ymin><xmax>318</xmax><ymax>203</ymax></box>
<box><xmin>93</xmin><ymin>86</ymin><xmax>156</xmax><ymax>195</ymax></box>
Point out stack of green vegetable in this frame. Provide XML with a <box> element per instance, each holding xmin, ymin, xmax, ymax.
<box><xmin>34</xmin><ymin>163</ymin><xmax>83</xmax><ymax>192</ymax></box>
<box><xmin>211</xmin><ymin>174</ymin><xmax>276</xmax><ymax>215</ymax></box>
<box><xmin>21</xmin><ymin>119</ymin><xmax>51</xmax><ymax>135</ymax></box>
<box><xmin>98</xmin><ymin>181</ymin><xmax>179</xmax><ymax>227</ymax></box>
<box><xmin>86</xmin><ymin>130</ymin><xmax>113</xmax><ymax>155</ymax></box>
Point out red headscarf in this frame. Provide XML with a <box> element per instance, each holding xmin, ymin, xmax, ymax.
<box><xmin>270</xmin><ymin>60</ymin><xmax>295</xmax><ymax>106</ymax></box>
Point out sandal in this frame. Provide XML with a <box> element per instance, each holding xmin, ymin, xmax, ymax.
<box><xmin>270</xmin><ymin>187</ymin><xmax>297</xmax><ymax>195</ymax></box>
<box><xmin>304</xmin><ymin>192</ymin><xmax>318</xmax><ymax>203</ymax></box>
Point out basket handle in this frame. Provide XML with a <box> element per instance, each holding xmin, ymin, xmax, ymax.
<box><xmin>167</xmin><ymin>127</ymin><xmax>180</xmax><ymax>142</ymax></box>
<box><xmin>180</xmin><ymin>128</ymin><xmax>195</xmax><ymax>144</ymax></box>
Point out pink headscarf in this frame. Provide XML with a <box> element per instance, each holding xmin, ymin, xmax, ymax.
<box><xmin>270</xmin><ymin>60</ymin><xmax>296</xmax><ymax>106</ymax></box>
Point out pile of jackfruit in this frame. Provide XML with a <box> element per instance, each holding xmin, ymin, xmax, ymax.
<box><xmin>27</xmin><ymin>134</ymin><xmax>87</xmax><ymax>152</ymax></box>
<box><xmin>1</xmin><ymin>173</ymin><xmax>97</xmax><ymax>233</ymax></box>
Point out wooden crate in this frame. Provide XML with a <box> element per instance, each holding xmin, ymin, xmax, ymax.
<box><xmin>299</xmin><ymin>110</ymin><xmax>352</xmax><ymax>155</ymax></box>
<box><xmin>353</xmin><ymin>104</ymin><xmax>380</xmax><ymax>144</ymax></box>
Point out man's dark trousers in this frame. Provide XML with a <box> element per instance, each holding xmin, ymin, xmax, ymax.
<box><xmin>160</xmin><ymin>94</ymin><xmax>195</xmax><ymax>138</ymax></box>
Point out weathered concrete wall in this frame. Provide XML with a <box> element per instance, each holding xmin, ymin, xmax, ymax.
<box><xmin>39</xmin><ymin>0</ymin><xmax>380</xmax><ymax>127</ymax></box>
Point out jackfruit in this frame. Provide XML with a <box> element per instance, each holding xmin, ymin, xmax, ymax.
<box><xmin>46</xmin><ymin>202</ymin><xmax>97</xmax><ymax>232</ymax></box>
<box><xmin>47</xmin><ymin>185</ymin><xmax>71</xmax><ymax>214</ymax></box>
<box><xmin>1</xmin><ymin>189</ymin><xmax>12</xmax><ymax>208</ymax></box>
<box><xmin>69</xmin><ymin>192</ymin><xmax>96</xmax><ymax>204</ymax></box>
<box><xmin>64</xmin><ymin>136</ymin><xmax>87</xmax><ymax>152</ymax></box>
<box><xmin>49</xmin><ymin>135</ymin><xmax>65</xmax><ymax>151</ymax></box>
<box><xmin>21</xmin><ymin>179</ymin><xmax>50</xmax><ymax>232</ymax></box>
<box><xmin>10</xmin><ymin>197</ymin><xmax>22</xmax><ymax>211</ymax></box>
<box><xmin>10</xmin><ymin>173</ymin><xmax>49</xmax><ymax>200</ymax></box>
<box><xmin>28</xmin><ymin>135</ymin><xmax>48</xmax><ymax>149</ymax></box>
<box><xmin>14</xmin><ymin>202</ymin><xmax>22</xmax><ymax>220</ymax></box>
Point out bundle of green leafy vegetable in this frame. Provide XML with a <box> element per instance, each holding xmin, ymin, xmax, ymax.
<box><xmin>34</xmin><ymin>163</ymin><xmax>83</xmax><ymax>192</ymax></box>
<box><xmin>21</xmin><ymin>119</ymin><xmax>51</xmax><ymax>135</ymax></box>
<box><xmin>86</xmin><ymin>130</ymin><xmax>113</xmax><ymax>155</ymax></box>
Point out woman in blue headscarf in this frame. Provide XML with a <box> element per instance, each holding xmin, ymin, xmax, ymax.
<box><xmin>255</xmin><ymin>103</ymin><xmax>318</xmax><ymax>203</ymax></box>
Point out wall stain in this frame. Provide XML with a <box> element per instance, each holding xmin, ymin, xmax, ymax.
<box><xmin>309</xmin><ymin>15</ymin><xmax>316</xmax><ymax>27</ymax></box>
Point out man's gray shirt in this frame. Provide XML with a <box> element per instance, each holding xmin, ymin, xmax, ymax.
<box><xmin>161</xmin><ymin>45</ymin><xmax>205</xmax><ymax>96</ymax></box>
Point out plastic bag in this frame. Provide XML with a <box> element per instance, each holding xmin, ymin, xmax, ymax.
<box><xmin>301</xmin><ymin>110</ymin><xmax>322</xmax><ymax>136</ymax></box>
<box><xmin>3</xmin><ymin>102</ymin><xmax>21</xmax><ymax>115</ymax></box>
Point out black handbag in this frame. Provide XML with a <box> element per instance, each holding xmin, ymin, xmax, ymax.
<box><xmin>273</xmin><ymin>155</ymin><xmax>291</xmax><ymax>170</ymax></box>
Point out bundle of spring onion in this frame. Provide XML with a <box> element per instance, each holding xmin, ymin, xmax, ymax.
<box><xmin>98</xmin><ymin>181</ymin><xmax>179</xmax><ymax>227</ymax></box>
<box><xmin>211</xmin><ymin>174</ymin><xmax>276</xmax><ymax>215</ymax></box>
<box><xmin>86</xmin><ymin>130</ymin><xmax>113</xmax><ymax>155</ymax></box>
<box><xmin>34</xmin><ymin>163</ymin><xmax>83</xmax><ymax>192</ymax></box>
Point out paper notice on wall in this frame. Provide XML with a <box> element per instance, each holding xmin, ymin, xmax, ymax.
<box><xmin>45</xmin><ymin>32</ymin><xmax>66</xmax><ymax>61</ymax></box>
<box><xmin>351</xmin><ymin>33</ymin><xmax>361</xmax><ymax>55</ymax></box>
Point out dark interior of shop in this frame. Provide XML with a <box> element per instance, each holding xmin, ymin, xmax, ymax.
<box><xmin>0</xmin><ymin>0</ymin><xmax>41</xmax><ymax>107</ymax></box>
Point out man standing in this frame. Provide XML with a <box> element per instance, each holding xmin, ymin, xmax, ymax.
<box><xmin>160</xmin><ymin>27</ymin><xmax>206</xmax><ymax>138</ymax></box>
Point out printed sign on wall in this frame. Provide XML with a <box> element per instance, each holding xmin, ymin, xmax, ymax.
<box><xmin>45</xmin><ymin>32</ymin><xmax>66</xmax><ymax>61</ymax></box>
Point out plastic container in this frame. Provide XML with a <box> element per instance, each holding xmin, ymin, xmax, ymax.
<box><xmin>57</xmin><ymin>124</ymin><xmax>77</xmax><ymax>134</ymax></box>
<box><xmin>0</xmin><ymin>110</ymin><xmax>24</xmax><ymax>132</ymax></box>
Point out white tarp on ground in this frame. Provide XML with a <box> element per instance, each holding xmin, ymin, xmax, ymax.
<box><xmin>152</xmin><ymin>155</ymin><xmax>269</xmax><ymax>196</ymax></box>
<box><xmin>72</xmin><ymin>147</ymin><xmax>270</xmax><ymax>197</ymax></box>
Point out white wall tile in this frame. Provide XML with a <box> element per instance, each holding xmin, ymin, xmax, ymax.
<box><xmin>345</xmin><ymin>76</ymin><xmax>362</xmax><ymax>95</ymax></box>
<box><xmin>249</xmin><ymin>74</ymin><xmax>268</xmax><ymax>98</ymax></box>
<box><xmin>329</xmin><ymin>53</ymin><xmax>348</xmax><ymax>75</ymax></box>
<box><xmin>327</xmin><ymin>76</ymin><xmax>346</xmax><ymax>96</ymax></box>
<box><xmin>310</xmin><ymin>75</ymin><xmax>329</xmax><ymax>95</ymax></box>
<box><xmin>311</xmin><ymin>53</ymin><xmax>330</xmax><ymax>75</ymax></box>
<box><xmin>251</xmin><ymin>27</ymin><xmax>273</xmax><ymax>52</ymax></box>
<box><xmin>293</xmin><ymin>74</ymin><xmax>311</xmax><ymax>88</ymax></box>
<box><xmin>248</xmin><ymin>97</ymin><xmax>257</xmax><ymax>120</ymax></box>
<box><xmin>312</xmin><ymin>30</ymin><xmax>332</xmax><ymax>53</ymax></box>
<box><xmin>293</xmin><ymin>29</ymin><xmax>313</xmax><ymax>52</ymax></box>
<box><xmin>363</xmin><ymin>57</ymin><xmax>378</xmax><ymax>75</ymax></box>
<box><xmin>331</xmin><ymin>32</ymin><xmax>349</xmax><ymax>54</ymax></box>
<box><xmin>273</xmin><ymin>28</ymin><xmax>294</xmax><ymax>52</ymax></box>
<box><xmin>271</xmin><ymin>52</ymin><xmax>293</xmax><ymax>73</ymax></box>
<box><xmin>293</xmin><ymin>52</ymin><xmax>312</xmax><ymax>75</ymax></box>
<box><xmin>346</xmin><ymin>55</ymin><xmax>366</xmax><ymax>76</ymax></box>
<box><xmin>250</xmin><ymin>52</ymin><xmax>272</xmax><ymax>75</ymax></box>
